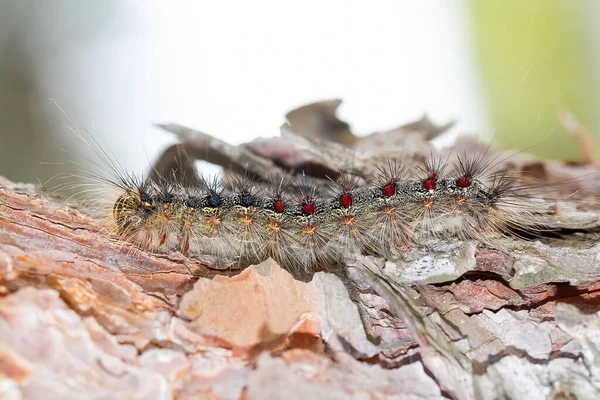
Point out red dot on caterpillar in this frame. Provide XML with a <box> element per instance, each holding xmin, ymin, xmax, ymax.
<box><xmin>422</xmin><ymin>199</ymin><xmax>434</xmax><ymax>207</ymax></box>
<box><xmin>383</xmin><ymin>178</ymin><xmax>396</xmax><ymax>197</ymax></box>
<box><xmin>456</xmin><ymin>177</ymin><xmax>471</xmax><ymax>188</ymax></box>
<box><xmin>383</xmin><ymin>184</ymin><xmax>396</xmax><ymax>197</ymax></box>
<box><xmin>340</xmin><ymin>193</ymin><xmax>353</xmax><ymax>208</ymax></box>
<box><xmin>273</xmin><ymin>200</ymin><xmax>285</xmax><ymax>213</ymax></box>
<box><xmin>303</xmin><ymin>202</ymin><xmax>315</xmax><ymax>215</ymax></box>
<box><xmin>428</xmin><ymin>173</ymin><xmax>437</xmax><ymax>180</ymax></box>
<box><xmin>424</xmin><ymin>180</ymin><xmax>436</xmax><ymax>190</ymax></box>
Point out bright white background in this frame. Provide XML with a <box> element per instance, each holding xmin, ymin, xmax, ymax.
<box><xmin>37</xmin><ymin>1</ymin><xmax>490</xmax><ymax>174</ymax></box>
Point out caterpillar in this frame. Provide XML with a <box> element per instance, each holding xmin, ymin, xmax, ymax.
<box><xmin>52</xmin><ymin>123</ymin><xmax>600</xmax><ymax>282</ymax></box>
<box><xmin>47</xmin><ymin>99</ymin><xmax>600</xmax><ymax>281</ymax></box>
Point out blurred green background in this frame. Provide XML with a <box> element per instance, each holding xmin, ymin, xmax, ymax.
<box><xmin>469</xmin><ymin>0</ymin><xmax>597</xmax><ymax>161</ymax></box>
<box><xmin>0</xmin><ymin>1</ymin><xmax>598</xmax><ymax>185</ymax></box>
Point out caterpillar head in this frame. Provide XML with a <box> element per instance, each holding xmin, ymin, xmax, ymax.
<box><xmin>112</xmin><ymin>188</ymin><xmax>155</xmax><ymax>233</ymax></box>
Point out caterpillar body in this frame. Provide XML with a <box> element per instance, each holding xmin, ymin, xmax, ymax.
<box><xmin>78</xmin><ymin>147</ymin><xmax>589</xmax><ymax>280</ymax></box>
<box><xmin>54</xmin><ymin>108</ymin><xmax>599</xmax><ymax>281</ymax></box>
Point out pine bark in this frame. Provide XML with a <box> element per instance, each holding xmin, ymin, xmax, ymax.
<box><xmin>1</xmin><ymin>101</ymin><xmax>600</xmax><ymax>399</ymax></box>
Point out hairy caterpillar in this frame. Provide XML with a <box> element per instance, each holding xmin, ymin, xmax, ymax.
<box><xmin>43</xmin><ymin>94</ymin><xmax>600</xmax><ymax>282</ymax></box>
<box><xmin>52</xmin><ymin>116</ymin><xmax>600</xmax><ymax>282</ymax></box>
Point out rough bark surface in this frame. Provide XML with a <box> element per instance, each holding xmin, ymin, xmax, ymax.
<box><xmin>1</xmin><ymin>100</ymin><xmax>600</xmax><ymax>399</ymax></box>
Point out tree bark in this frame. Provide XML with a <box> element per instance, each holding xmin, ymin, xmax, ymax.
<box><xmin>2</xmin><ymin>102</ymin><xmax>600</xmax><ymax>399</ymax></box>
